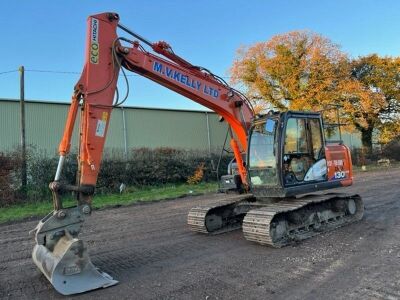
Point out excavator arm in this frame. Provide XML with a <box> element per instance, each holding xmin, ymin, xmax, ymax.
<box><xmin>56</xmin><ymin>12</ymin><xmax>253</xmax><ymax>208</ymax></box>
<box><xmin>31</xmin><ymin>12</ymin><xmax>254</xmax><ymax>295</ymax></box>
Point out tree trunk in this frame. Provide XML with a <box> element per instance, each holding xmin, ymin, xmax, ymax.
<box><xmin>361</xmin><ymin>127</ymin><xmax>373</xmax><ymax>153</ymax></box>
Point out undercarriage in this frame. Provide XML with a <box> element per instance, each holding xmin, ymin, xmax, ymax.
<box><xmin>188</xmin><ymin>193</ymin><xmax>364</xmax><ymax>247</ymax></box>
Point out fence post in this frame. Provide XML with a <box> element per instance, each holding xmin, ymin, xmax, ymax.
<box><xmin>121</xmin><ymin>106</ymin><xmax>128</xmax><ymax>160</ymax></box>
<box><xmin>205</xmin><ymin>112</ymin><xmax>211</xmax><ymax>155</ymax></box>
<box><xmin>19</xmin><ymin>66</ymin><xmax>27</xmax><ymax>192</ymax></box>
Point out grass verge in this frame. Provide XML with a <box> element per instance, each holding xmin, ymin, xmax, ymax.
<box><xmin>2</xmin><ymin>163</ymin><xmax>399</xmax><ymax>225</ymax></box>
<box><xmin>0</xmin><ymin>182</ymin><xmax>218</xmax><ymax>224</ymax></box>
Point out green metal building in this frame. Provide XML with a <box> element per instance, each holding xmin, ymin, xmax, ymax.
<box><xmin>0</xmin><ymin>98</ymin><xmax>362</xmax><ymax>156</ymax></box>
<box><xmin>0</xmin><ymin>99</ymin><xmax>229</xmax><ymax>155</ymax></box>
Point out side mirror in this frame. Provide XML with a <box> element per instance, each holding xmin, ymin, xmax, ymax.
<box><xmin>265</xmin><ymin>119</ymin><xmax>275</xmax><ymax>133</ymax></box>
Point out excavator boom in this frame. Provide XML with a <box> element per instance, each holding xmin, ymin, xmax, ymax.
<box><xmin>57</xmin><ymin>13</ymin><xmax>253</xmax><ymax>195</ymax></box>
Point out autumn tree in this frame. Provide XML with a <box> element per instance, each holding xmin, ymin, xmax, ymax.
<box><xmin>379</xmin><ymin>119</ymin><xmax>400</xmax><ymax>144</ymax></box>
<box><xmin>230</xmin><ymin>31</ymin><xmax>353</xmax><ymax>114</ymax></box>
<box><xmin>349</xmin><ymin>54</ymin><xmax>400</xmax><ymax>149</ymax></box>
<box><xmin>230</xmin><ymin>31</ymin><xmax>400</xmax><ymax>151</ymax></box>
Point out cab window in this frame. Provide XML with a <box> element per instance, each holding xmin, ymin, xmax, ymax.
<box><xmin>309</xmin><ymin>118</ymin><xmax>323</xmax><ymax>160</ymax></box>
<box><xmin>248</xmin><ymin>119</ymin><xmax>278</xmax><ymax>186</ymax></box>
<box><xmin>284</xmin><ymin>118</ymin><xmax>308</xmax><ymax>153</ymax></box>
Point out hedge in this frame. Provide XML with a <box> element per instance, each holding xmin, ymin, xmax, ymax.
<box><xmin>0</xmin><ymin>147</ymin><xmax>230</xmax><ymax>207</ymax></box>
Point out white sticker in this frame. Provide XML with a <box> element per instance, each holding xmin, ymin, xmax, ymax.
<box><xmin>334</xmin><ymin>171</ymin><xmax>346</xmax><ymax>179</ymax></box>
<box><xmin>95</xmin><ymin>119</ymin><xmax>106</xmax><ymax>137</ymax></box>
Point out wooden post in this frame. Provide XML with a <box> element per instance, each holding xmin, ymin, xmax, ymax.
<box><xmin>19</xmin><ymin>66</ymin><xmax>27</xmax><ymax>191</ymax></box>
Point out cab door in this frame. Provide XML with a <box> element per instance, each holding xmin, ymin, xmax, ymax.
<box><xmin>247</xmin><ymin>117</ymin><xmax>280</xmax><ymax>187</ymax></box>
<box><xmin>281</xmin><ymin>113</ymin><xmax>327</xmax><ymax>186</ymax></box>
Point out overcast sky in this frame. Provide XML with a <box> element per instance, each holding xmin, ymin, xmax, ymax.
<box><xmin>1</xmin><ymin>0</ymin><xmax>399</xmax><ymax>110</ymax></box>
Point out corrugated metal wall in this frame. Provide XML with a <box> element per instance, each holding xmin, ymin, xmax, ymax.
<box><xmin>0</xmin><ymin>99</ymin><xmax>362</xmax><ymax>155</ymax></box>
<box><xmin>0</xmin><ymin>99</ymin><xmax>229</xmax><ymax>155</ymax></box>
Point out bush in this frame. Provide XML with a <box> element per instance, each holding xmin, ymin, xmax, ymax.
<box><xmin>187</xmin><ymin>162</ymin><xmax>205</xmax><ymax>185</ymax></box>
<box><xmin>0</xmin><ymin>147</ymin><xmax>231</xmax><ymax>206</ymax></box>
<box><xmin>0</xmin><ymin>151</ymin><xmax>21</xmax><ymax>206</ymax></box>
<box><xmin>102</xmin><ymin>148</ymin><xmax>230</xmax><ymax>191</ymax></box>
<box><xmin>351</xmin><ymin>142</ymin><xmax>400</xmax><ymax>166</ymax></box>
<box><xmin>382</xmin><ymin>138</ymin><xmax>400</xmax><ymax>161</ymax></box>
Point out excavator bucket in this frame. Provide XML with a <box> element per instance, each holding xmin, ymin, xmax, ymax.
<box><xmin>31</xmin><ymin>207</ymin><xmax>118</xmax><ymax>295</ymax></box>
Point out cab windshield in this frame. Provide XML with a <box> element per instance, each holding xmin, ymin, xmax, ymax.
<box><xmin>248</xmin><ymin>119</ymin><xmax>278</xmax><ymax>186</ymax></box>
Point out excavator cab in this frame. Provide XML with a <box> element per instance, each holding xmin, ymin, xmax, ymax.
<box><xmin>248</xmin><ymin>111</ymin><xmax>350</xmax><ymax>198</ymax></box>
<box><xmin>190</xmin><ymin>110</ymin><xmax>363</xmax><ymax>247</ymax></box>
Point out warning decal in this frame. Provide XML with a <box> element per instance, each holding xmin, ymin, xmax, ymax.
<box><xmin>95</xmin><ymin>119</ymin><xmax>106</xmax><ymax>137</ymax></box>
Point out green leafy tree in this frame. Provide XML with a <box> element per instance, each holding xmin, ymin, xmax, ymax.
<box><xmin>349</xmin><ymin>54</ymin><xmax>400</xmax><ymax>149</ymax></box>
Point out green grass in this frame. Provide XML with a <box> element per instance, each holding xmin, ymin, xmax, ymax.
<box><xmin>0</xmin><ymin>182</ymin><xmax>218</xmax><ymax>224</ymax></box>
<box><xmin>3</xmin><ymin>162</ymin><xmax>399</xmax><ymax>225</ymax></box>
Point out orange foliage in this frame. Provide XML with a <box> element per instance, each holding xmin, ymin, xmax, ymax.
<box><xmin>230</xmin><ymin>31</ymin><xmax>353</xmax><ymax>113</ymax></box>
<box><xmin>349</xmin><ymin>54</ymin><xmax>400</xmax><ymax>146</ymax></box>
<box><xmin>187</xmin><ymin>162</ymin><xmax>205</xmax><ymax>185</ymax></box>
<box><xmin>230</xmin><ymin>31</ymin><xmax>400</xmax><ymax>148</ymax></box>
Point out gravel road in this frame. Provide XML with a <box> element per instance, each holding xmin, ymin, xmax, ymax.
<box><xmin>1</xmin><ymin>168</ymin><xmax>399</xmax><ymax>300</ymax></box>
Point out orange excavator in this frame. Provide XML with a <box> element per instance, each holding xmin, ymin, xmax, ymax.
<box><xmin>31</xmin><ymin>12</ymin><xmax>364</xmax><ymax>295</ymax></box>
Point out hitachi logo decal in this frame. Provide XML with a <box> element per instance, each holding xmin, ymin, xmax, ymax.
<box><xmin>90</xmin><ymin>18</ymin><xmax>99</xmax><ymax>64</ymax></box>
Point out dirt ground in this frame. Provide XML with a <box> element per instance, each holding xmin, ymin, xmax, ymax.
<box><xmin>1</xmin><ymin>168</ymin><xmax>400</xmax><ymax>300</ymax></box>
